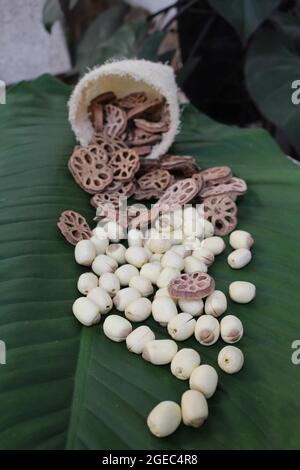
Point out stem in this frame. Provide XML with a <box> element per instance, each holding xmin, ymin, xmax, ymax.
<box><xmin>163</xmin><ymin>0</ymin><xmax>198</xmax><ymax>31</ymax></box>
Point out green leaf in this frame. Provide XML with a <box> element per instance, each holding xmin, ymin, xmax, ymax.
<box><xmin>137</xmin><ymin>30</ymin><xmax>166</xmax><ymax>62</ymax></box>
<box><xmin>76</xmin><ymin>5</ymin><xmax>129</xmax><ymax>73</ymax></box>
<box><xmin>271</xmin><ymin>10</ymin><xmax>300</xmax><ymax>55</ymax></box>
<box><xmin>1</xmin><ymin>74</ymin><xmax>300</xmax><ymax>449</ymax></box>
<box><xmin>207</xmin><ymin>0</ymin><xmax>281</xmax><ymax>43</ymax></box>
<box><xmin>69</xmin><ymin>0</ymin><xmax>79</xmax><ymax>9</ymax></box>
<box><xmin>43</xmin><ymin>0</ymin><xmax>64</xmax><ymax>32</ymax></box>
<box><xmin>245</xmin><ymin>25</ymin><xmax>300</xmax><ymax>156</ymax></box>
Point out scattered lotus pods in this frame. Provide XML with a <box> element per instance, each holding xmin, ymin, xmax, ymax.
<box><xmin>168</xmin><ymin>272</ymin><xmax>215</xmax><ymax>300</ymax></box>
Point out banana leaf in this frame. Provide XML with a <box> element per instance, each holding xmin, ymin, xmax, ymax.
<box><xmin>0</xmin><ymin>75</ymin><xmax>300</xmax><ymax>450</ymax></box>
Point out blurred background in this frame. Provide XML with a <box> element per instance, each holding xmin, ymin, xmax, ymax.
<box><xmin>1</xmin><ymin>0</ymin><xmax>300</xmax><ymax>161</ymax></box>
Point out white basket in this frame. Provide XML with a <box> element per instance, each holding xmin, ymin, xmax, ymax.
<box><xmin>68</xmin><ymin>59</ymin><xmax>180</xmax><ymax>160</ymax></box>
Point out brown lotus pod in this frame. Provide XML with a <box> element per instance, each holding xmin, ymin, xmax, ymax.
<box><xmin>103</xmin><ymin>104</ymin><xmax>127</xmax><ymax>138</ymax></box>
<box><xmin>192</xmin><ymin>172</ymin><xmax>204</xmax><ymax>192</ymax></box>
<box><xmin>92</xmin><ymin>133</ymin><xmax>128</xmax><ymax>159</ymax></box>
<box><xmin>90</xmin><ymin>193</ymin><xmax>121</xmax><ymax>210</ymax></box>
<box><xmin>138</xmin><ymin>169</ymin><xmax>171</xmax><ymax>192</ymax></box>
<box><xmin>201</xmin><ymin>166</ymin><xmax>232</xmax><ymax>186</ymax></box>
<box><xmin>89</xmin><ymin>104</ymin><xmax>103</xmax><ymax>132</ymax></box>
<box><xmin>154</xmin><ymin>178</ymin><xmax>199</xmax><ymax>212</ymax></box>
<box><xmin>160</xmin><ymin>154</ymin><xmax>200</xmax><ymax>177</ymax></box>
<box><xmin>128</xmin><ymin>207</ymin><xmax>153</xmax><ymax>229</ymax></box>
<box><xmin>138</xmin><ymin>158</ymin><xmax>160</xmax><ymax>175</ymax></box>
<box><xmin>128</xmin><ymin>128</ymin><xmax>162</xmax><ymax>146</ymax></box>
<box><xmin>168</xmin><ymin>272</ymin><xmax>215</xmax><ymax>300</ymax></box>
<box><xmin>90</xmin><ymin>91</ymin><xmax>116</xmax><ymax>106</ymax></box>
<box><xmin>200</xmin><ymin>177</ymin><xmax>247</xmax><ymax>199</ymax></box>
<box><xmin>133</xmin><ymin>145</ymin><xmax>152</xmax><ymax>157</ymax></box>
<box><xmin>57</xmin><ymin>210</ymin><xmax>92</xmax><ymax>246</ymax></box>
<box><xmin>109</xmin><ymin>148</ymin><xmax>140</xmax><ymax>181</ymax></box>
<box><xmin>134</xmin><ymin>118</ymin><xmax>169</xmax><ymax>134</ymax></box>
<box><xmin>117</xmin><ymin>92</ymin><xmax>147</xmax><ymax>109</ymax></box>
<box><xmin>68</xmin><ymin>146</ymin><xmax>112</xmax><ymax>194</ymax></box>
<box><xmin>134</xmin><ymin>186</ymin><xmax>162</xmax><ymax>201</ymax></box>
<box><xmin>127</xmin><ymin>98</ymin><xmax>164</xmax><ymax>120</ymax></box>
<box><xmin>203</xmin><ymin>195</ymin><xmax>238</xmax><ymax>236</ymax></box>
<box><xmin>104</xmin><ymin>179</ymin><xmax>136</xmax><ymax>198</ymax></box>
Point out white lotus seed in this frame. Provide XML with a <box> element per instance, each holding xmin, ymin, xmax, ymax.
<box><xmin>129</xmin><ymin>275</ymin><xmax>154</xmax><ymax>297</ymax></box>
<box><xmin>229</xmin><ymin>230</ymin><xmax>254</xmax><ymax>250</ymax></box>
<box><xmin>161</xmin><ymin>250</ymin><xmax>184</xmax><ymax>271</ymax></box>
<box><xmin>77</xmin><ymin>272</ymin><xmax>98</xmax><ymax>295</ymax></box>
<box><xmin>144</xmin><ymin>246</ymin><xmax>152</xmax><ymax>260</ymax></box>
<box><xmin>125</xmin><ymin>297</ymin><xmax>152</xmax><ymax>322</ymax></box>
<box><xmin>167</xmin><ymin>313</ymin><xmax>196</xmax><ymax>341</ymax></box>
<box><xmin>170</xmin><ymin>348</ymin><xmax>200</xmax><ymax>380</ymax></box>
<box><xmin>140</xmin><ymin>262</ymin><xmax>161</xmax><ymax>284</ymax></box>
<box><xmin>93</xmin><ymin>226</ymin><xmax>109</xmax><ymax>239</ymax></box>
<box><xmin>183</xmin><ymin>237</ymin><xmax>202</xmax><ymax>250</ymax></box>
<box><xmin>150</xmin><ymin>253</ymin><xmax>163</xmax><ymax>263</ymax></box>
<box><xmin>170</xmin><ymin>245</ymin><xmax>188</xmax><ymax>258</ymax></box>
<box><xmin>72</xmin><ymin>297</ymin><xmax>100</xmax><ymax>326</ymax></box>
<box><xmin>99</xmin><ymin>272</ymin><xmax>120</xmax><ymax>296</ymax></box>
<box><xmin>170</xmin><ymin>229</ymin><xmax>184</xmax><ymax>245</ymax></box>
<box><xmin>103</xmin><ymin>315</ymin><xmax>132</xmax><ymax>342</ymax></box>
<box><xmin>178</xmin><ymin>298</ymin><xmax>204</xmax><ymax>317</ymax></box>
<box><xmin>152</xmin><ymin>297</ymin><xmax>177</xmax><ymax>326</ymax></box>
<box><xmin>205</xmin><ymin>290</ymin><xmax>227</xmax><ymax>317</ymax></box>
<box><xmin>184</xmin><ymin>256</ymin><xmax>208</xmax><ymax>274</ymax></box>
<box><xmin>125</xmin><ymin>247</ymin><xmax>149</xmax><ymax>268</ymax></box>
<box><xmin>195</xmin><ymin>315</ymin><xmax>220</xmax><ymax>346</ymax></box>
<box><xmin>220</xmin><ymin>315</ymin><xmax>243</xmax><ymax>343</ymax></box>
<box><xmin>142</xmin><ymin>339</ymin><xmax>178</xmax><ymax>365</ymax></box>
<box><xmin>181</xmin><ymin>390</ymin><xmax>208</xmax><ymax>428</ymax></box>
<box><xmin>126</xmin><ymin>325</ymin><xmax>155</xmax><ymax>354</ymax></box>
<box><xmin>115</xmin><ymin>264</ymin><xmax>139</xmax><ymax>286</ymax></box>
<box><xmin>183</xmin><ymin>217</ymin><xmax>205</xmax><ymax>238</ymax></box>
<box><xmin>92</xmin><ymin>254</ymin><xmax>118</xmax><ymax>275</ymax></box>
<box><xmin>157</xmin><ymin>267</ymin><xmax>181</xmax><ymax>288</ymax></box>
<box><xmin>189</xmin><ymin>364</ymin><xmax>218</xmax><ymax>398</ymax></box>
<box><xmin>74</xmin><ymin>240</ymin><xmax>96</xmax><ymax>266</ymax></box>
<box><xmin>192</xmin><ymin>247</ymin><xmax>215</xmax><ymax>266</ymax></box>
<box><xmin>154</xmin><ymin>287</ymin><xmax>175</xmax><ymax>301</ymax></box>
<box><xmin>218</xmin><ymin>345</ymin><xmax>244</xmax><ymax>374</ymax></box>
<box><xmin>87</xmin><ymin>286</ymin><xmax>113</xmax><ymax>314</ymax></box>
<box><xmin>106</xmin><ymin>243</ymin><xmax>126</xmax><ymax>265</ymax></box>
<box><xmin>128</xmin><ymin>228</ymin><xmax>143</xmax><ymax>247</ymax></box>
<box><xmin>203</xmin><ymin>220</ymin><xmax>214</xmax><ymax>238</ymax></box>
<box><xmin>147</xmin><ymin>401</ymin><xmax>181</xmax><ymax>438</ymax></box>
<box><xmin>113</xmin><ymin>287</ymin><xmax>141</xmax><ymax>311</ymax></box>
<box><xmin>201</xmin><ymin>236</ymin><xmax>226</xmax><ymax>255</ymax></box>
<box><xmin>228</xmin><ymin>248</ymin><xmax>252</xmax><ymax>269</ymax></box>
<box><xmin>148</xmin><ymin>237</ymin><xmax>171</xmax><ymax>254</ymax></box>
<box><xmin>103</xmin><ymin>221</ymin><xmax>125</xmax><ymax>242</ymax></box>
<box><xmin>90</xmin><ymin>235</ymin><xmax>109</xmax><ymax>255</ymax></box>
<box><xmin>229</xmin><ymin>281</ymin><xmax>256</xmax><ymax>303</ymax></box>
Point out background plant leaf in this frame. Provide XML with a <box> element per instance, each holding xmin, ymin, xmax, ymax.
<box><xmin>75</xmin><ymin>4</ymin><xmax>129</xmax><ymax>73</ymax></box>
<box><xmin>246</xmin><ymin>25</ymin><xmax>300</xmax><ymax>156</ymax></box>
<box><xmin>271</xmin><ymin>10</ymin><xmax>300</xmax><ymax>55</ymax></box>
<box><xmin>43</xmin><ymin>0</ymin><xmax>64</xmax><ymax>32</ymax></box>
<box><xmin>207</xmin><ymin>0</ymin><xmax>281</xmax><ymax>43</ymax></box>
<box><xmin>1</xmin><ymin>75</ymin><xmax>300</xmax><ymax>449</ymax></box>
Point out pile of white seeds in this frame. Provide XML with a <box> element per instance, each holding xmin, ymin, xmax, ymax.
<box><xmin>72</xmin><ymin>209</ymin><xmax>255</xmax><ymax>438</ymax></box>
